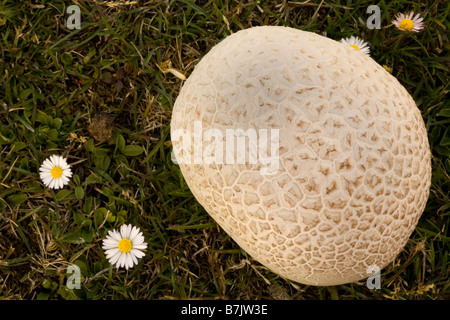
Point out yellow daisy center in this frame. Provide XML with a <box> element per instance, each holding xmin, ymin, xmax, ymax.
<box><xmin>350</xmin><ymin>44</ymin><xmax>360</xmax><ymax>50</ymax></box>
<box><xmin>399</xmin><ymin>18</ymin><xmax>414</xmax><ymax>31</ymax></box>
<box><xmin>118</xmin><ymin>238</ymin><xmax>132</xmax><ymax>253</ymax></box>
<box><xmin>51</xmin><ymin>166</ymin><xmax>63</xmax><ymax>178</ymax></box>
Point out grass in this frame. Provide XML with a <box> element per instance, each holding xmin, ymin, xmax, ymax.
<box><xmin>0</xmin><ymin>0</ymin><xmax>448</xmax><ymax>300</ymax></box>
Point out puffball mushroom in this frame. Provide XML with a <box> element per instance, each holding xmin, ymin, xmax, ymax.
<box><xmin>170</xmin><ymin>26</ymin><xmax>432</xmax><ymax>286</ymax></box>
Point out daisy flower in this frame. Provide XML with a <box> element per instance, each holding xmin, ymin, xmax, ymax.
<box><xmin>39</xmin><ymin>155</ymin><xmax>72</xmax><ymax>189</ymax></box>
<box><xmin>340</xmin><ymin>36</ymin><xmax>370</xmax><ymax>55</ymax></box>
<box><xmin>102</xmin><ymin>224</ymin><xmax>147</xmax><ymax>270</ymax></box>
<box><xmin>392</xmin><ymin>12</ymin><xmax>424</xmax><ymax>32</ymax></box>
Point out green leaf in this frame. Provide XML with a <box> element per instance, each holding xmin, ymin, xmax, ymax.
<box><xmin>47</xmin><ymin>142</ymin><xmax>58</xmax><ymax>149</ymax></box>
<box><xmin>20</xmin><ymin>157</ymin><xmax>29</xmax><ymax>169</ymax></box>
<box><xmin>35</xmin><ymin>110</ymin><xmax>48</xmax><ymax>123</ymax></box>
<box><xmin>92</xmin><ymin>147</ymin><xmax>109</xmax><ymax>158</ymax></box>
<box><xmin>121</xmin><ymin>145</ymin><xmax>144</xmax><ymax>156</ymax></box>
<box><xmin>83</xmin><ymin>196</ymin><xmax>93</xmax><ymax>214</ymax></box>
<box><xmin>7</xmin><ymin>193</ymin><xmax>28</xmax><ymax>207</ymax></box>
<box><xmin>73</xmin><ymin>211</ymin><xmax>85</xmax><ymax>225</ymax></box>
<box><xmin>81</xmin><ymin>228</ymin><xmax>95</xmax><ymax>243</ymax></box>
<box><xmin>37</xmin><ymin>292</ymin><xmax>50</xmax><ymax>300</ymax></box>
<box><xmin>94</xmin><ymin>156</ymin><xmax>110</xmax><ymax>170</ymax></box>
<box><xmin>46</xmin><ymin>128</ymin><xmax>59</xmax><ymax>141</ymax></box>
<box><xmin>61</xmin><ymin>52</ymin><xmax>73</xmax><ymax>66</ymax></box>
<box><xmin>55</xmin><ymin>189</ymin><xmax>74</xmax><ymax>201</ymax></box>
<box><xmin>94</xmin><ymin>207</ymin><xmax>108</xmax><ymax>228</ymax></box>
<box><xmin>73</xmin><ymin>174</ymin><xmax>80</xmax><ymax>185</ymax></box>
<box><xmin>115</xmin><ymin>133</ymin><xmax>126</xmax><ymax>151</ymax></box>
<box><xmin>43</xmin><ymin>115</ymin><xmax>53</xmax><ymax>126</ymax></box>
<box><xmin>75</xmin><ymin>185</ymin><xmax>84</xmax><ymax>200</ymax></box>
<box><xmin>57</xmin><ymin>228</ymin><xmax>84</xmax><ymax>244</ymax></box>
<box><xmin>85</xmin><ymin>139</ymin><xmax>95</xmax><ymax>152</ymax></box>
<box><xmin>83</xmin><ymin>174</ymin><xmax>102</xmax><ymax>186</ymax></box>
<box><xmin>82</xmin><ymin>219</ymin><xmax>92</xmax><ymax>229</ymax></box>
<box><xmin>25</xmin><ymin>180</ymin><xmax>44</xmax><ymax>193</ymax></box>
<box><xmin>106</xmin><ymin>211</ymin><xmax>116</xmax><ymax>223</ymax></box>
<box><xmin>11</xmin><ymin>141</ymin><xmax>27</xmax><ymax>153</ymax></box>
<box><xmin>19</xmin><ymin>88</ymin><xmax>33</xmax><ymax>100</ymax></box>
<box><xmin>74</xmin><ymin>257</ymin><xmax>89</xmax><ymax>277</ymax></box>
<box><xmin>53</xmin><ymin>118</ymin><xmax>63</xmax><ymax>130</ymax></box>
<box><xmin>435</xmin><ymin>145</ymin><xmax>450</xmax><ymax>157</ymax></box>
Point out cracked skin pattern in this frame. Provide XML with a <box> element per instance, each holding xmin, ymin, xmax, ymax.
<box><xmin>170</xmin><ymin>26</ymin><xmax>432</xmax><ymax>286</ymax></box>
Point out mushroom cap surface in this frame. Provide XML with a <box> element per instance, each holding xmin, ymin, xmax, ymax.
<box><xmin>170</xmin><ymin>26</ymin><xmax>432</xmax><ymax>286</ymax></box>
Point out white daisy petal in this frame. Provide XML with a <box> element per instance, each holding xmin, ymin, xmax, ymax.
<box><xmin>40</xmin><ymin>173</ymin><xmax>51</xmax><ymax>181</ymax></box>
<box><xmin>60</xmin><ymin>176</ymin><xmax>70</xmax><ymax>185</ymax></box>
<box><xmin>103</xmin><ymin>242</ymin><xmax>119</xmax><ymax>250</ymax></box>
<box><xmin>107</xmin><ymin>251</ymin><xmax>120</xmax><ymax>266</ymax></box>
<box><xmin>132</xmin><ymin>235</ymin><xmax>145</xmax><ymax>246</ymax></box>
<box><xmin>126</xmin><ymin>224</ymin><xmax>132</xmax><ymax>239</ymax></box>
<box><xmin>105</xmin><ymin>248</ymin><xmax>120</xmax><ymax>259</ymax></box>
<box><xmin>130</xmin><ymin>253</ymin><xmax>138</xmax><ymax>267</ymax></box>
<box><xmin>108</xmin><ymin>230</ymin><xmax>122</xmax><ymax>242</ymax></box>
<box><xmin>103</xmin><ymin>245</ymin><xmax>119</xmax><ymax>251</ymax></box>
<box><xmin>125</xmin><ymin>255</ymin><xmax>133</xmax><ymax>270</ymax></box>
<box><xmin>43</xmin><ymin>179</ymin><xmax>53</xmax><ymax>188</ymax></box>
<box><xmin>50</xmin><ymin>155</ymin><xmax>59</xmax><ymax>166</ymax></box>
<box><xmin>132</xmin><ymin>243</ymin><xmax>148</xmax><ymax>250</ymax></box>
<box><xmin>111</xmin><ymin>251</ymin><xmax>123</xmax><ymax>266</ymax></box>
<box><xmin>61</xmin><ymin>163</ymin><xmax>70</xmax><ymax>170</ymax></box>
<box><xmin>39</xmin><ymin>167</ymin><xmax>52</xmax><ymax>173</ymax></box>
<box><xmin>111</xmin><ymin>251</ymin><xmax>125</xmax><ymax>268</ymax></box>
<box><xmin>48</xmin><ymin>179</ymin><xmax>56</xmax><ymax>189</ymax></box>
<box><xmin>129</xmin><ymin>226</ymin><xmax>139</xmax><ymax>242</ymax></box>
<box><xmin>54</xmin><ymin>156</ymin><xmax>60</xmax><ymax>167</ymax></box>
<box><xmin>119</xmin><ymin>253</ymin><xmax>127</xmax><ymax>268</ymax></box>
<box><xmin>120</xmin><ymin>224</ymin><xmax>128</xmax><ymax>238</ymax></box>
<box><xmin>41</xmin><ymin>158</ymin><xmax>51</xmax><ymax>166</ymax></box>
<box><xmin>103</xmin><ymin>238</ymin><xmax>118</xmax><ymax>246</ymax></box>
<box><xmin>130</xmin><ymin>248</ymin><xmax>146</xmax><ymax>259</ymax></box>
